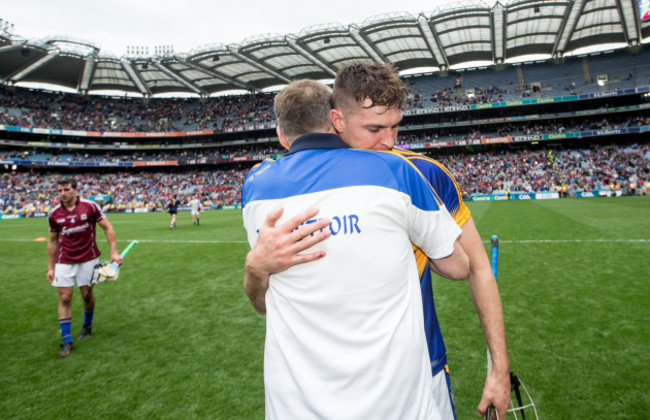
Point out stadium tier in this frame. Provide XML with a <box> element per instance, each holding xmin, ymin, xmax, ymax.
<box><xmin>2</xmin><ymin>140</ymin><xmax>648</xmax><ymax>216</ymax></box>
<box><xmin>1</xmin><ymin>53</ymin><xmax>650</xmax><ymax>215</ymax></box>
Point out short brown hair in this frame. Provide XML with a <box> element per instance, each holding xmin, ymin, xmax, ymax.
<box><xmin>332</xmin><ymin>62</ymin><xmax>406</xmax><ymax>113</ymax></box>
<box><xmin>57</xmin><ymin>178</ymin><xmax>77</xmax><ymax>189</ymax></box>
<box><xmin>274</xmin><ymin>79</ymin><xmax>333</xmax><ymax>141</ymax></box>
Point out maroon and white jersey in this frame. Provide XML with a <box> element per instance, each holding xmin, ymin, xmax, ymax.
<box><xmin>48</xmin><ymin>198</ymin><xmax>106</xmax><ymax>264</ymax></box>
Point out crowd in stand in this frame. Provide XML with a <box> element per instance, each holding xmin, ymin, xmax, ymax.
<box><xmin>429</xmin><ymin>143</ymin><xmax>649</xmax><ymax>196</ymax></box>
<box><xmin>3</xmin><ymin>112</ymin><xmax>648</xmax><ymax>164</ymax></box>
<box><xmin>395</xmin><ymin>114</ymin><xmax>649</xmax><ymax>145</ymax></box>
<box><xmin>1</xmin><ymin>61</ymin><xmax>649</xmax><ymax>216</ymax></box>
<box><xmin>0</xmin><ymin>143</ymin><xmax>281</xmax><ymax>164</ymax></box>
<box><xmin>404</xmin><ymin>76</ymin><xmax>584</xmax><ymax>109</ymax></box>
<box><xmin>408</xmin><ymin>84</ymin><xmax>513</xmax><ymax>109</ymax></box>
<box><xmin>0</xmin><ymin>168</ymin><xmax>245</xmax><ymax>214</ymax></box>
<box><xmin>0</xmin><ymin>85</ymin><xmax>275</xmax><ymax>132</ymax></box>
<box><xmin>2</xmin><ymin>73</ymin><xmax>645</xmax><ymax>135</ymax></box>
<box><xmin>2</xmin><ymin>142</ymin><xmax>647</xmax><ymax>215</ymax></box>
<box><xmin>3</xmin><ymin>45</ymin><xmax>648</xmax><ymax>134</ymax></box>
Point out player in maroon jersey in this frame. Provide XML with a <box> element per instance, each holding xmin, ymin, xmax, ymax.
<box><xmin>47</xmin><ymin>178</ymin><xmax>122</xmax><ymax>357</ymax></box>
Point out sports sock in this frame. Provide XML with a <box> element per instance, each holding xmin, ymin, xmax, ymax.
<box><xmin>83</xmin><ymin>308</ymin><xmax>94</xmax><ymax>328</ymax></box>
<box><xmin>59</xmin><ymin>317</ymin><xmax>72</xmax><ymax>343</ymax></box>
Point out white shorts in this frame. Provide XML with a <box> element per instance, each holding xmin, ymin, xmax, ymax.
<box><xmin>431</xmin><ymin>368</ymin><xmax>456</xmax><ymax>420</ymax></box>
<box><xmin>53</xmin><ymin>258</ymin><xmax>99</xmax><ymax>288</ymax></box>
<box><xmin>191</xmin><ymin>210</ymin><xmax>200</xmax><ymax>216</ymax></box>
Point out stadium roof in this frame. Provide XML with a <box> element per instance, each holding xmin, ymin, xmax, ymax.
<box><xmin>0</xmin><ymin>0</ymin><xmax>648</xmax><ymax>96</ymax></box>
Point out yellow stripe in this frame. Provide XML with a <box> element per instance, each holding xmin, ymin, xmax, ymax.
<box><xmin>401</xmin><ymin>154</ymin><xmax>463</xmax><ymax>201</ymax></box>
<box><xmin>380</xmin><ymin>150</ymin><xmax>444</xmax><ymax>207</ymax></box>
<box><xmin>413</xmin><ymin>244</ymin><xmax>428</xmax><ymax>277</ymax></box>
<box><xmin>392</xmin><ymin>150</ymin><xmax>471</xmax><ymax>227</ymax></box>
<box><xmin>249</xmin><ymin>157</ymin><xmax>276</xmax><ymax>171</ymax></box>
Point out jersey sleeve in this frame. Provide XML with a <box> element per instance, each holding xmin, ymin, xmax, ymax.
<box><xmin>89</xmin><ymin>200</ymin><xmax>106</xmax><ymax>223</ymax></box>
<box><xmin>384</xmin><ymin>152</ymin><xmax>462</xmax><ymax>260</ymax></box>
<box><xmin>242</xmin><ymin>160</ymin><xmax>273</xmax><ymax>208</ymax></box>
<box><xmin>48</xmin><ymin>213</ymin><xmax>59</xmax><ymax>232</ymax></box>
<box><xmin>398</xmin><ymin>152</ymin><xmax>471</xmax><ymax>227</ymax></box>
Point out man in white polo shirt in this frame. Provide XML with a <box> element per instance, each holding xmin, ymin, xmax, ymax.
<box><xmin>242</xmin><ymin>79</ymin><xmax>469</xmax><ymax>419</ymax></box>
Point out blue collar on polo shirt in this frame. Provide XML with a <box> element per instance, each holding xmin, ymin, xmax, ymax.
<box><xmin>287</xmin><ymin>133</ymin><xmax>350</xmax><ymax>155</ymax></box>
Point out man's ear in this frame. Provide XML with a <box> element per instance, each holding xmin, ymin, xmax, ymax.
<box><xmin>277</xmin><ymin>126</ymin><xmax>291</xmax><ymax>150</ymax></box>
<box><xmin>330</xmin><ymin>108</ymin><xmax>345</xmax><ymax>134</ymax></box>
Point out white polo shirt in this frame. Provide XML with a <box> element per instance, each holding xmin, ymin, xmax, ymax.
<box><xmin>242</xmin><ymin>133</ymin><xmax>461</xmax><ymax>420</ymax></box>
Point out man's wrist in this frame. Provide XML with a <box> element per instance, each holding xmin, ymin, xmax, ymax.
<box><xmin>490</xmin><ymin>361</ymin><xmax>510</xmax><ymax>376</ymax></box>
<box><xmin>245</xmin><ymin>250</ymin><xmax>271</xmax><ymax>281</ymax></box>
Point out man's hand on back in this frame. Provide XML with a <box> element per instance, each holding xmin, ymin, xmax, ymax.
<box><xmin>244</xmin><ymin>207</ymin><xmax>331</xmax><ymax>314</ymax></box>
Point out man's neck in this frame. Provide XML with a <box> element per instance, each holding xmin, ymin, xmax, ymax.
<box><xmin>63</xmin><ymin>197</ymin><xmax>77</xmax><ymax>211</ymax></box>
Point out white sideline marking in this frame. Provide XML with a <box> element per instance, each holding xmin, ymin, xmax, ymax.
<box><xmin>484</xmin><ymin>239</ymin><xmax>649</xmax><ymax>244</ymax></box>
<box><xmin>2</xmin><ymin>238</ymin><xmax>249</xmax><ymax>244</ymax></box>
<box><xmin>4</xmin><ymin>238</ymin><xmax>647</xmax><ymax>245</ymax></box>
<box><xmin>120</xmin><ymin>239</ymin><xmax>249</xmax><ymax>244</ymax></box>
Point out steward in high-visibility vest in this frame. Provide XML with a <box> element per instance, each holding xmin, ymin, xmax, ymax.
<box><xmin>629</xmin><ymin>183</ymin><xmax>636</xmax><ymax>196</ymax></box>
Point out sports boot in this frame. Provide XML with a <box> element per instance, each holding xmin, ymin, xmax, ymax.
<box><xmin>58</xmin><ymin>341</ymin><xmax>73</xmax><ymax>357</ymax></box>
<box><xmin>78</xmin><ymin>325</ymin><xmax>92</xmax><ymax>341</ymax></box>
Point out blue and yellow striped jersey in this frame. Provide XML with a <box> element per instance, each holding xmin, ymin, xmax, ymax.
<box><xmin>393</xmin><ymin>148</ymin><xmax>472</xmax><ymax>376</ymax></box>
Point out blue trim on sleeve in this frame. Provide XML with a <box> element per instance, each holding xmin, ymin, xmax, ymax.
<box><xmin>408</xmin><ymin>157</ymin><xmax>461</xmax><ymax>216</ymax></box>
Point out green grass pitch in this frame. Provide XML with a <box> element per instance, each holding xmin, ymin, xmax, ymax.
<box><xmin>1</xmin><ymin>196</ymin><xmax>648</xmax><ymax>419</ymax></box>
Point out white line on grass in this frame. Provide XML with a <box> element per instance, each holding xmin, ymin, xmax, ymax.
<box><xmin>2</xmin><ymin>238</ymin><xmax>647</xmax><ymax>244</ymax></box>
<box><xmin>484</xmin><ymin>239</ymin><xmax>649</xmax><ymax>244</ymax></box>
<box><xmin>2</xmin><ymin>238</ymin><xmax>249</xmax><ymax>244</ymax></box>
<box><xmin>121</xmin><ymin>239</ymin><xmax>249</xmax><ymax>244</ymax></box>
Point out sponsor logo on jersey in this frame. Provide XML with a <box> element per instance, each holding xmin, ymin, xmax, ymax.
<box><xmin>291</xmin><ymin>214</ymin><xmax>362</xmax><ymax>237</ymax></box>
<box><xmin>61</xmin><ymin>222</ymin><xmax>90</xmax><ymax>235</ymax></box>
<box><xmin>328</xmin><ymin>215</ymin><xmax>361</xmax><ymax>236</ymax></box>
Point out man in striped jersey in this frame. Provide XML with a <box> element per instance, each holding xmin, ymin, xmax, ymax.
<box><xmin>47</xmin><ymin>178</ymin><xmax>122</xmax><ymax>357</ymax></box>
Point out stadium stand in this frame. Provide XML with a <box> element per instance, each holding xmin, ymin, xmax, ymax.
<box><xmin>2</xmin><ymin>141</ymin><xmax>647</xmax><ymax>216</ymax></box>
<box><xmin>0</xmin><ymin>169</ymin><xmax>246</xmax><ymax>215</ymax></box>
<box><xmin>428</xmin><ymin>142</ymin><xmax>649</xmax><ymax>196</ymax></box>
<box><xmin>1</xmin><ymin>2</ymin><xmax>649</xmax><ymax>215</ymax></box>
<box><xmin>1</xmin><ymin>54</ymin><xmax>649</xmax><ymax>213</ymax></box>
